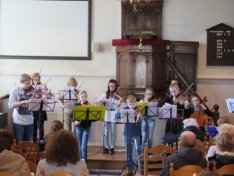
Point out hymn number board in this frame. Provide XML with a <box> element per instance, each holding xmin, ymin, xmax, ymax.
<box><xmin>207</xmin><ymin>23</ymin><xmax>234</xmax><ymax>66</ymax></box>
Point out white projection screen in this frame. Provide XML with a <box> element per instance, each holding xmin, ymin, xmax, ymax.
<box><xmin>0</xmin><ymin>0</ymin><xmax>91</xmax><ymax>60</ymax></box>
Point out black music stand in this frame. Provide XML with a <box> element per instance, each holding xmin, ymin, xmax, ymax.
<box><xmin>59</xmin><ymin>87</ymin><xmax>78</xmax><ymax>126</ymax></box>
<box><xmin>28</xmin><ymin>99</ymin><xmax>56</xmax><ymax>112</ymax></box>
<box><xmin>116</xmin><ymin>109</ymin><xmax>141</xmax><ymax>175</ymax></box>
<box><xmin>73</xmin><ymin>106</ymin><xmax>105</xmax><ymax>160</ymax></box>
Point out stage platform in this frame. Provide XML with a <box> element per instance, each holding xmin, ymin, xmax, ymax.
<box><xmin>87</xmin><ymin>146</ymin><xmax>126</xmax><ymax>171</ymax></box>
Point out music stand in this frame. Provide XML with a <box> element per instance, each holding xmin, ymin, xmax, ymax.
<box><xmin>115</xmin><ymin>109</ymin><xmax>141</xmax><ymax>175</ymax></box>
<box><xmin>73</xmin><ymin>106</ymin><xmax>105</xmax><ymax>160</ymax></box>
<box><xmin>28</xmin><ymin>99</ymin><xmax>56</xmax><ymax>112</ymax></box>
<box><xmin>59</xmin><ymin>86</ymin><xmax>78</xmax><ymax>126</ymax></box>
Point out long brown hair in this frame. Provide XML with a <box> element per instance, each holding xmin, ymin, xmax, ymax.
<box><xmin>45</xmin><ymin>130</ymin><xmax>80</xmax><ymax>166</ymax></box>
<box><xmin>106</xmin><ymin>79</ymin><xmax>118</xmax><ymax>99</ymax></box>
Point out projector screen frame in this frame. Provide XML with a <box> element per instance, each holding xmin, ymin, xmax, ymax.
<box><xmin>0</xmin><ymin>0</ymin><xmax>92</xmax><ymax>60</ymax></box>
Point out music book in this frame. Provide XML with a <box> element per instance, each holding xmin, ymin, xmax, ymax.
<box><xmin>158</xmin><ymin>103</ymin><xmax>177</xmax><ymax>119</ymax></box>
<box><xmin>116</xmin><ymin>109</ymin><xmax>136</xmax><ymax>124</ymax></box>
<box><xmin>28</xmin><ymin>99</ymin><xmax>56</xmax><ymax>112</ymax></box>
<box><xmin>147</xmin><ymin>102</ymin><xmax>158</xmax><ymax>116</ymax></box>
<box><xmin>226</xmin><ymin>98</ymin><xmax>234</xmax><ymax>113</ymax></box>
<box><xmin>73</xmin><ymin>106</ymin><xmax>105</xmax><ymax>121</ymax></box>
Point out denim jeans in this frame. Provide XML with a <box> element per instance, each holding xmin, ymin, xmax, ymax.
<box><xmin>141</xmin><ymin>116</ymin><xmax>155</xmax><ymax>151</ymax></box>
<box><xmin>104</xmin><ymin>121</ymin><xmax>116</xmax><ymax>148</ymax></box>
<box><xmin>124</xmin><ymin>135</ymin><xmax>140</xmax><ymax>170</ymax></box>
<box><xmin>13</xmin><ymin>123</ymin><xmax>34</xmax><ymax>143</ymax></box>
<box><xmin>76</xmin><ymin>127</ymin><xmax>90</xmax><ymax>161</ymax></box>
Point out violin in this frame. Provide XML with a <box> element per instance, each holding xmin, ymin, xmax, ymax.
<box><xmin>24</xmin><ymin>85</ymin><xmax>34</xmax><ymax>99</ymax></box>
<box><xmin>173</xmin><ymin>95</ymin><xmax>188</xmax><ymax>105</ymax></box>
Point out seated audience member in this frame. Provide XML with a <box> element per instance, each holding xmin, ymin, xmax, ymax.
<box><xmin>162</xmin><ymin>118</ymin><xmax>204</xmax><ymax>145</ymax></box>
<box><xmin>206</xmin><ymin>123</ymin><xmax>234</xmax><ymax>160</ymax></box>
<box><xmin>36</xmin><ymin>130</ymin><xmax>89</xmax><ymax>176</ymax></box>
<box><xmin>39</xmin><ymin>120</ymin><xmax>63</xmax><ymax>151</ymax></box>
<box><xmin>208</xmin><ymin>126</ymin><xmax>234</xmax><ymax>170</ymax></box>
<box><xmin>0</xmin><ymin>130</ymin><xmax>31</xmax><ymax>176</ymax></box>
<box><xmin>160</xmin><ymin>131</ymin><xmax>207</xmax><ymax>176</ymax></box>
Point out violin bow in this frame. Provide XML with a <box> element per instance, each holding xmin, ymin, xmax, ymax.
<box><xmin>182</xmin><ymin>82</ymin><xmax>194</xmax><ymax>96</ymax></box>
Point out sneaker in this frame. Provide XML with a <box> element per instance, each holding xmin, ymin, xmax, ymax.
<box><xmin>110</xmin><ymin>148</ymin><xmax>115</xmax><ymax>155</ymax></box>
<box><xmin>103</xmin><ymin>147</ymin><xmax>109</xmax><ymax>154</ymax></box>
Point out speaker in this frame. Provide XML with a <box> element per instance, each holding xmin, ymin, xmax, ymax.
<box><xmin>92</xmin><ymin>42</ymin><xmax>100</xmax><ymax>53</ymax></box>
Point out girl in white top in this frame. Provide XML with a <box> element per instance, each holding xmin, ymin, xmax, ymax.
<box><xmin>8</xmin><ymin>73</ymin><xmax>34</xmax><ymax>143</ymax></box>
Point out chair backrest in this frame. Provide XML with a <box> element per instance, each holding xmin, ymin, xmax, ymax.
<box><xmin>50</xmin><ymin>172</ymin><xmax>75</xmax><ymax>176</ymax></box>
<box><xmin>213</xmin><ymin>163</ymin><xmax>234</xmax><ymax>175</ymax></box>
<box><xmin>144</xmin><ymin>144</ymin><xmax>175</xmax><ymax>176</ymax></box>
<box><xmin>27</xmin><ymin>160</ymin><xmax>37</xmax><ymax>174</ymax></box>
<box><xmin>0</xmin><ymin>172</ymin><xmax>13</xmax><ymax>176</ymax></box>
<box><xmin>17</xmin><ymin>141</ymin><xmax>39</xmax><ymax>164</ymax></box>
<box><xmin>169</xmin><ymin>163</ymin><xmax>203</xmax><ymax>176</ymax></box>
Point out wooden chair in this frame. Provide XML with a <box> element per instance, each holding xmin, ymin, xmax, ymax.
<box><xmin>49</xmin><ymin>171</ymin><xmax>75</xmax><ymax>176</ymax></box>
<box><xmin>213</xmin><ymin>163</ymin><xmax>234</xmax><ymax>175</ymax></box>
<box><xmin>0</xmin><ymin>172</ymin><xmax>13</xmax><ymax>176</ymax></box>
<box><xmin>37</xmin><ymin>151</ymin><xmax>45</xmax><ymax>161</ymax></box>
<box><xmin>17</xmin><ymin>141</ymin><xmax>39</xmax><ymax>164</ymax></box>
<box><xmin>169</xmin><ymin>163</ymin><xmax>203</xmax><ymax>176</ymax></box>
<box><xmin>194</xmin><ymin>139</ymin><xmax>207</xmax><ymax>157</ymax></box>
<box><xmin>27</xmin><ymin>160</ymin><xmax>37</xmax><ymax>174</ymax></box>
<box><xmin>144</xmin><ymin>144</ymin><xmax>175</xmax><ymax>176</ymax></box>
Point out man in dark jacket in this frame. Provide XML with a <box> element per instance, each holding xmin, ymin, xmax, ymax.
<box><xmin>160</xmin><ymin>131</ymin><xmax>207</xmax><ymax>176</ymax></box>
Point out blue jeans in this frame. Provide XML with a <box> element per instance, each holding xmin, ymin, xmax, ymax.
<box><xmin>13</xmin><ymin>123</ymin><xmax>34</xmax><ymax>143</ymax></box>
<box><xmin>141</xmin><ymin>116</ymin><xmax>155</xmax><ymax>151</ymax></box>
<box><xmin>124</xmin><ymin>135</ymin><xmax>140</xmax><ymax>170</ymax></box>
<box><xmin>104</xmin><ymin>122</ymin><xmax>116</xmax><ymax>148</ymax></box>
<box><xmin>76</xmin><ymin>127</ymin><xmax>90</xmax><ymax>161</ymax></box>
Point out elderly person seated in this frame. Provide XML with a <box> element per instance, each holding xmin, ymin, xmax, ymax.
<box><xmin>0</xmin><ymin>130</ymin><xmax>30</xmax><ymax>176</ymax></box>
<box><xmin>206</xmin><ymin>123</ymin><xmax>234</xmax><ymax>160</ymax></box>
<box><xmin>36</xmin><ymin>130</ymin><xmax>89</xmax><ymax>176</ymax></box>
<box><xmin>162</xmin><ymin>118</ymin><xmax>204</xmax><ymax>145</ymax></box>
<box><xmin>160</xmin><ymin>131</ymin><xmax>207</xmax><ymax>176</ymax></box>
<box><xmin>208</xmin><ymin>124</ymin><xmax>234</xmax><ymax>170</ymax></box>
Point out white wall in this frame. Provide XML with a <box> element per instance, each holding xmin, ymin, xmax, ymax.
<box><xmin>1</xmin><ymin>0</ymin><xmax>234</xmax><ymax>146</ymax></box>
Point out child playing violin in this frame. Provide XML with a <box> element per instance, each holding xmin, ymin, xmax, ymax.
<box><xmin>60</xmin><ymin>77</ymin><xmax>79</xmax><ymax>132</ymax></box>
<box><xmin>141</xmin><ymin>87</ymin><xmax>157</xmax><ymax>151</ymax></box>
<box><xmin>98</xmin><ymin>79</ymin><xmax>122</xmax><ymax>155</ymax></box>
<box><xmin>187</xmin><ymin>96</ymin><xmax>214</xmax><ymax>127</ymax></box>
<box><xmin>32</xmin><ymin>72</ymin><xmax>48</xmax><ymax>144</ymax></box>
<box><xmin>74</xmin><ymin>90</ymin><xmax>92</xmax><ymax>161</ymax></box>
<box><xmin>8</xmin><ymin>73</ymin><xmax>34</xmax><ymax>143</ymax></box>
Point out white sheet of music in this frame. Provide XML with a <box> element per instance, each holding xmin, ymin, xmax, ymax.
<box><xmin>118</xmin><ymin>109</ymin><xmax>135</xmax><ymax>123</ymax></box>
<box><xmin>63</xmin><ymin>86</ymin><xmax>76</xmax><ymax>100</ymax></box>
<box><xmin>147</xmin><ymin>102</ymin><xmax>158</xmax><ymax>116</ymax></box>
<box><xmin>159</xmin><ymin>104</ymin><xmax>177</xmax><ymax>118</ymax></box>
<box><xmin>226</xmin><ymin>98</ymin><xmax>234</xmax><ymax>113</ymax></box>
<box><xmin>28</xmin><ymin>99</ymin><xmax>55</xmax><ymax>111</ymax></box>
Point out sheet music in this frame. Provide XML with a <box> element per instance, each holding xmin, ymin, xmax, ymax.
<box><xmin>116</xmin><ymin>109</ymin><xmax>135</xmax><ymax>124</ymax></box>
<box><xmin>158</xmin><ymin>103</ymin><xmax>177</xmax><ymax>119</ymax></box>
<box><xmin>28</xmin><ymin>99</ymin><xmax>55</xmax><ymax>112</ymax></box>
<box><xmin>147</xmin><ymin>102</ymin><xmax>158</xmax><ymax>116</ymax></box>
<box><xmin>63</xmin><ymin>86</ymin><xmax>76</xmax><ymax>100</ymax></box>
<box><xmin>226</xmin><ymin>98</ymin><xmax>234</xmax><ymax>113</ymax></box>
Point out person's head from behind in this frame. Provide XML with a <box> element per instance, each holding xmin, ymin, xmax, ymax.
<box><xmin>169</xmin><ymin>80</ymin><xmax>180</xmax><ymax>97</ymax></box>
<box><xmin>179</xmin><ymin>131</ymin><xmax>196</xmax><ymax>149</ymax></box>
<box><xmin>183</xmin><ymin>118</ymin><xmax>198</xmax><ymax>129</ymax></box>
<box><xmin>50</xmin><ymin>120</ymin><xmax>63</xmax><ymax>132</ymax></box>
<box><xmin>45</xmin><ymin>130</ymin><xmax>80</xmax><ymax>166</ymax></box>
<box><xmin>217</xmin><ymin>116</ymin><xmax>230</xmax><ymax>126</ymax></box>
<box><xmin>127</xmin><ymin>95</ymin><xmax>136</xmax><ymax>109</ymax></box>
<box><xmin>67</xmin><ymin>77</ymin><xmax>78</xmax><ymax>88</ymax></box>
<box><xmin>20</xmin><ymin>73</ymin><xmax>32</xmax><ymax>90</ymax></box>
<box><xmin>144</xmin><ymin>87</ymin><xmax>155</xmax><ymax>102</ymax></box>
<box><xmin>79</xmin><ymin>90</ymin><xmax>88</xmax><ymax>104</ymax></box>
<box><xmin>216</xmin><ymin>132</ymin><xmax>234</xmax><ymax>153</ymax></box>
<box><xmin>0</xmin><ymin>130</ymin><xmax>14</xmax><ymax>153</ymax></box>
<box><xmin>218</xmin><ymin>123</ymin><xmax>234</xmax><ymax>135</ymax></box>
<box><xmin>32</xmin><ymin>72</ymin><xmax>41</xmax><ymax>85</ymax></box>
<box><xmin>107</xmin><ymin>79</ymin><xmax>118</xmax><ymax>93</ymax></box>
